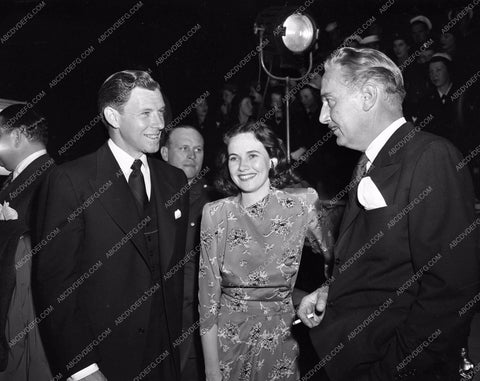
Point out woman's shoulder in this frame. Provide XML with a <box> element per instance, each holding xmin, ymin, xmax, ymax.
<box><xmin>276</xmin><ymin>187</ymin><xmax>318</xmax><ymax>202</ymax></box>
<box><xmin>203</xmin><ymin>195</ymin><xmax>238</xmax><ymax>217</ymax></box>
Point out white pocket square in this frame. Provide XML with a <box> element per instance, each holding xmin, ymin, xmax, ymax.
<box><xmin>174</xmin><ymin>209</ymin><xmax>182</xmax><ymax>219</ymax></box>
<box><xmin>357</xmin><ymin>177</ymin><xmax>387</xmax><ymax>210</ymax></box>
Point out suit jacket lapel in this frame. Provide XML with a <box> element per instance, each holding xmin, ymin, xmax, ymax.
<box><xmin>149</xmin><ymin>158</ymin><xmax>177</xmax><ymax>272</ymax></box>
<box><xmin>335</xmin><ymin>123</ymin><xmax>413</xmax><ymax>250</ymax></box>
<box><xmin>92</xmin><ymin>144</ymin><xmax>149</xmax><ymax>265</ymax></box>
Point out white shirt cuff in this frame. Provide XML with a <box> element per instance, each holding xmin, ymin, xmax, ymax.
<box><xmin>67</xmin><ymin>363</ymin><xmax>99</xmax><ymax>380</ymax></box>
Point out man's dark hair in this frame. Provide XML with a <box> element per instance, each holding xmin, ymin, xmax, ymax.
<box><xmin>215</xmin><ymin>121</ymin><xmax>293</xmax><ymax>195</ymax></box>
<box><xmin>98</xmin><ymin>70</ymin><xmax>161</xmax><ymax>127</ymax></box>
<box><xmin>0</xmin><ymin>104</ymin><xmax>48</xmax><ymax>145</ymax></box>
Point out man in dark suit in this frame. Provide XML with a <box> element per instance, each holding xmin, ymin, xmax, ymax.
<box><xmin>0</xmin><ymin>105</ymin><xmax>54</xmax><ymax>380</ymax></box>
<box><xmin>160</xmin><ymin>125</ymin><xmax>218</xmax><ymax>381</ymax></box>
<box><xmin>298</xmin><ymin>48</ymin><xmax>479</xmax><ymax>380</ymax></box>
<box><xmin>34</xmin><ymin>70</ymin><xmax>189</xmax><ymax>381</ymax></box>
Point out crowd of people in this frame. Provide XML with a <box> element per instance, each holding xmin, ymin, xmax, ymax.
<box><xmin>0</xmin><ymin>4</ymin><xmax>479</xmax><ymax>381</ymax></box>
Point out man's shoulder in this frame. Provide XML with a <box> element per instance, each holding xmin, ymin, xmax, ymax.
<box><xmin>388</xmin><ymin>122</ymin><xmax>460</xmax><ymax>159</ymax></box>
<box><xmin>50</xmin><ymin>148</ymin><xmax>101</xmax><ymax>185</ymax></box>
<box><xmin>149</xmin><ymin>157</ymin><xmax>187</xmax><ymax>184</ymax></box>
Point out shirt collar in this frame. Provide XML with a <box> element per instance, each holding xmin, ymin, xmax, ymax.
<box><xmin>365</xmin><ymin>117</ymin><xmax>406</xmax><ymax>167</ymax></box>
<box><xmin>437</xmin><ymin>83</ymin><xmax>453</xmax><ymax>98</ymax></box>
<box><xmin>13</xmin><ymin>149</ymin><xmax>47</xmax><ymax>180</ymax></box>
<box><xmin>107</xmin><ymin>139</ymin><xmax>148</xmax><ymax>177</ymax></box>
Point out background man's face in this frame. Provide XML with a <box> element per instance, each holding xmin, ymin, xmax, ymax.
<box><xmin>411</xmin><ymin>22</ymin><xmax>428</xmax><ymax>45</ymax></box>
<box><xmin>114</xmin><ymin>87</ymin><xmax>165</xmax><ymax>158</ymax></box>
<box><xmin>162</xmin><ymin>127</ymin><xmax>204</xmax><ymax>181</ymax></box>
<box><xmin>300</xmin><ymin>88</ymin><xmax>316</xmax><ymax>109</ymax></box>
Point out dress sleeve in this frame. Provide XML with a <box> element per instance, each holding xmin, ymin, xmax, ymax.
<box><xmin>305</xmin><ymin>188</ymin><xmax>335</xmax><ymax>266</ymax></box>
<box><xmin>198</xmin><ymin>202</ymin><xmax>223</xmax><ymax>335</ymax></box>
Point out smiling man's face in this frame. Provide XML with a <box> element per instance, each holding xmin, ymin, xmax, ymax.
<box><xmin>113</xmin><ymin>87</ymin><xmax>165</xmax><ymax>158</ymax></box>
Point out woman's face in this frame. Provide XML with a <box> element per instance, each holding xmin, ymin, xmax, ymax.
<box><xmin>393</xmin><ymin>39</ymin><xmax>410</xmax><ymax>59</ymax></box>
<box><xmin>440</xmin><ymin>32</ymin><xmax>456</xmax><ymax>51</ymax></box>
<box><xmin>196</xmin><ymin>99</ymin><xmax>208</xmax><ymax>117</ymax></box>
<box><xmin>228</xmin><ymin>132</ymin><xmax>271</xmax><ymax>201</ymax></box>
<box><xmin>249</xmin><ymin>86</ymin><xmax>262</xmax><ymax>103</ymax></box>
<box><xmin>239</xmin><ymin>97</ymin><xmax>253</xmax><ymax>117</ymax></box>
<box><xmin>222</xmin><ymin>90</ymin><xmax>235</xmax><ymax>105</ymax></box>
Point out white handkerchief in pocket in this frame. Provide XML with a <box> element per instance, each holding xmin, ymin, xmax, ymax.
<box><xmin>174</xmin><ymin>209</ymin><xmax>182</xmax><ymax>219</ymax></box>
<box><xmin>357</xmin><ymin>177</ymin><xmax>387</xmax><ymax>210</ymax></box>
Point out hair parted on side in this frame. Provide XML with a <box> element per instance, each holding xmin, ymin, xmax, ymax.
<box><xmin>325</xmin><ymin>47</ymin><xmax>406</xmax><ymax>104</ymax></box>
<box><xmin>0</xmin><ymin>104</ymin><xmax>49</xmax><ymax>145</ymax></box>
<box><xmin>214</xmin><ymin>121</ymin><xmax>295</xmax><ymax>196</ymax></box>
<box><xmin>98</xmin><ymin>70</ymin><xmax>161</xmax><ymax>128</ymax></box>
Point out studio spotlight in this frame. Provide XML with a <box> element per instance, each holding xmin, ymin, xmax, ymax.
<box><xmin>254</xmin><ymin>7</ymin><xmax>319</xmax><ymax>161</ymax></box>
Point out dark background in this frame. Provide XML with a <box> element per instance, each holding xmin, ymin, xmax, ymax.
<box><xmin>0</xmin><ymin>0</ymin><xmax>474</xmax><ymax>161</ymax></box>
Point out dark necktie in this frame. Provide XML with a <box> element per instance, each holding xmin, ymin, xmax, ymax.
<box><xmin>441</xmin><ymin>94</ymin><xmax>447</xmax><ymax>104</ymax></box>
<box><xmin>349</xmin><ymin>153</ymin><xmax>369</xmax><ymax>205</ymax></box>
<box><xmin>353</xmin><ymin>153</ymin><xmax>369</xmax><ymax>184</ymax></box>
<box><xmin>128</xmin><ymin>159</ymin><xmax>147</xmax><ymax>211</ymax></box>
<box><xmin>0</xmin><ymin>172</ymin><xmax>14</xmax><ymax>193</ymax></box>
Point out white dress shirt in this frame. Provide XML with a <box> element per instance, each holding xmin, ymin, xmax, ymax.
<box><xmin>358</xmin><ymin>117</ymin><xmax>406</xmax><ymax>209</ymax></box>
<box><xmin>12</xmin><ymin>149</ymin><xmax>47</xmax><ymax>180</ymax></box>
<box><xmin>364</xmin><ymin>117</ymin><xmax>406</xmax><ymax>170</ymax></box>
<box><xmin>108</xmin><ymin>139</ymin><xmax>151</xmax><ymax>199</ymax></box>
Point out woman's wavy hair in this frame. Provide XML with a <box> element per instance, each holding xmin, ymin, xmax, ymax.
<box><xmin>215</xmin><ymin>121</ymin><xmax>295</xmax><ymax>196</ymax></box>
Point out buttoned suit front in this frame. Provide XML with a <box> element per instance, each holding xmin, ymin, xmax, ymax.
<box><xmin>33</xmin><ymin>144</ymin><xmax>189</xmax><ymax>380</ymax></box>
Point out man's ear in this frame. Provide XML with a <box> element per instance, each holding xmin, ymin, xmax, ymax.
<box><xmin>361</xmin><ymin>84</ymin><xmax>377</xmax><ymax>111</ymax></box>
<box><xmin>11</xmin><ymin>128</ymin><xmax>23</xmax><ymax>148</ymax></box>
<box><xmin>104</xmin><ymin>106</ymin><xmax>121</xmax><ymax>128</ymax></box>
<box><xmin>270</xmin><ymin>157</ymin><xmax>278</xmax><ymax>169</ymax></box>
<box><xmin>160</xmin><ymin>146</ymin><xmax>169</xmax><ymax>162</ymax></box>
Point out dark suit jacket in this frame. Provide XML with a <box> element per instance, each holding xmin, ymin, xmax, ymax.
<box><xmin>0</xmin><ymin>154</ymin><xmax>55</xmax><ymax>228</ymax></box>
<box><xmin>33</xmin><ymin>144</ymin><xmax>189</xmax><ymax>380</ymax></box>
<box><xmin>0</xmin><ymin>153</ymin><xmax>54</xmax><ymax>370</ymax></box>
<box><xmin>310</xmin><ymin>123</ymin><xmax>480</xmax><ymax>380</ymax></box>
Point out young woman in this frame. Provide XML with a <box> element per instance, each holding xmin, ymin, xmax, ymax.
<box><xmin>198</xmin><ymin>122</ymin><xmax>333</xmax><ymax>380</ymax></box>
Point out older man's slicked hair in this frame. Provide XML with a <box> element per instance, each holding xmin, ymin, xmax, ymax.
<box><xmin>325</xmin><ymin>47</ymin><xmax>406</xmax><ymax>105</ymax></box>
<box><xmin>98</xmin><ymin>70</ymin><xmax>160</xmax><ymax>127</ymax></box>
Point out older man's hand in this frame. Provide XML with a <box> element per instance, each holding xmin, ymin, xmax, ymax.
<box><xmin>297</xmin><ymin>287</ymin><xmax>329</xmax><ymax>328</ymax></box>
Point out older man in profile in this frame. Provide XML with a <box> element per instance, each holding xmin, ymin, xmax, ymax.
<box><xmin>298</xmin><ymin>47</ymin><xmax>479</xmax><ymax>381</ymax></box>
<box><xmin>161</xmin><ymin>125</ymin><xmax>216</xmax><ymax>381</ymax></box>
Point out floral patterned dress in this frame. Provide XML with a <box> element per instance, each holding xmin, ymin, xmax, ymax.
<box><xmin>199</xmin><ymin>187</ymin><xmax>332</xmax><ymax>381</ymax></box>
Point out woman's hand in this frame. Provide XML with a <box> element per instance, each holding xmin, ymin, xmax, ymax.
<box><xmin>205</xmin><ymin>369</ymin><xmax>222</xmax><ymax>381</ymax></box>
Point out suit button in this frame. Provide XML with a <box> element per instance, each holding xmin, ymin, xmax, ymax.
<box><xmin>334</xmin><ymin>258</ymin><xmax>341</xmax><ymax>265</ymax></box>
<box><xmin>190</xmin><ymin>222</ymin><xmax>195</xmax><ymax>227</ymax></box>
<box><xmin>326</xmin><ymin>301</ymin><xmax>333</xmax><ymax>307</ymax></box>
<box><xmin>138</xmin><ymin>328</ymin><xmax>145</xmax><ymax>334</ymax></box>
